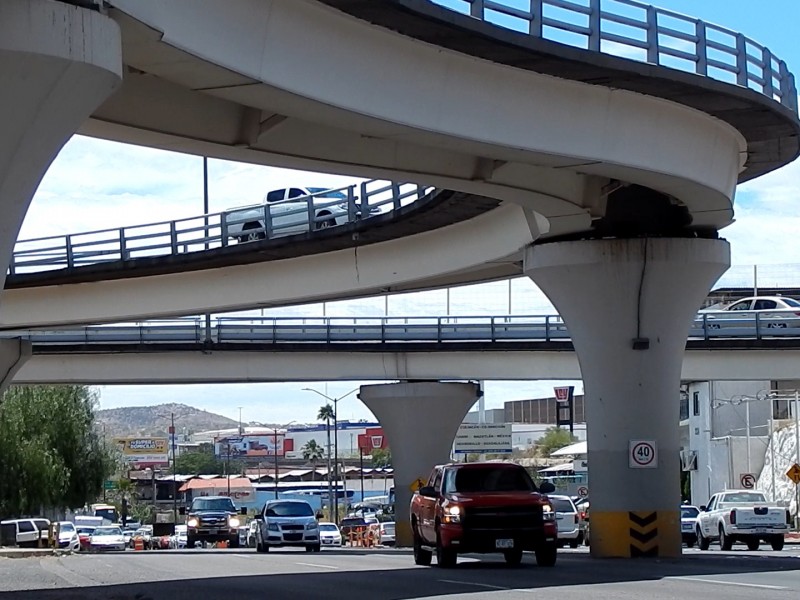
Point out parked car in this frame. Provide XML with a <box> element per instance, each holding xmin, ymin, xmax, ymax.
<box><xmin>55</xmin><ymin>521</ymin><xmax>81</xmax><ymax>552</ymax></box>
<box><xmin>379</xmin><ymin>522</ymin><xmax>395</xmax><ymax>546</ymax></box>
<box><xmin>247</xmin><ymin>521</ymin><xmax>259</xmax><ymax>548</ymax></box>
<box><xmin>680</xmin><ymin>505</ymin><xmax>700</xmax><ymax>547</ymax></box>
<box><xmin>0</xmin><ymin>518</ymin><xmax>50</xmax><ymax>548</ymax></box>
<box><xmin>89</xmin><ymin>526</ymin><xmax>126</xmax><ymax>552</ymax></box>
<box><xmin>75</xmin><ymin>525</ymin><xmax>96</xmax><ymax>551</ymax></box>
<box><xmin>318</xmin><ymin>522</ymin><xmax>343</xmax><ymax>547</ymax></box>
<box><xmin>131</xmin><ymin>526</ymin><xmax>152</xmax><ymax>549</ymax></box>
<box><xmin>339</xmin><ymin>516</ymin><xmax>372</xmax><ymax>540</ymax></box>
<box><xmin>225</xmin><ymin>186</ymin><xmax>356</xmax><ymax>243</ymax></box>
<box><xmin>170</xmin><ymin>525</ymin><xmax>188</xmax><ymax>549</ymax></box>
<box><xmin>121</xmin><ymin>527</ymin><xmax>136</xmax><ymax>548</ymax></box>
<box><xmin>548</xmin><ymin>495</ymin><xmax>581</xmax><ymax>548</ymax></box>
<box><xmin>255</xmin><ymin>499</ymin><xmax>320</xmax><ymax>553</ymax></box>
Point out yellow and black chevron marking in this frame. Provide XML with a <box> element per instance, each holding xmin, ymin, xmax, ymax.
<box><xmin>629</xmin><ymin>511</ymin><xmax>658</xmax><ymax>557</ymax></box>
<box><xmin>590</xmin><ymin>510</ymin><xmax>681</xmax><ymax>558</ymax></box>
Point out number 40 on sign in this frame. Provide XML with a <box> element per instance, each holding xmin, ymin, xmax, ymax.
<box><xmin>629</xmin><ymin>440</ymin><xmax>658</xmax><ymax>469</ymax></box>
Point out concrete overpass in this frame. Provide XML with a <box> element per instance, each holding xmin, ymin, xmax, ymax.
<box><xmin>2</xmin><ymin>0</ymin><xmax>799</xmax><ymax>557</ymax></box>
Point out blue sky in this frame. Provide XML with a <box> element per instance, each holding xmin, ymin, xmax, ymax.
<box><xmin>21</xmin><ymin>1</ymin><xmax>800</xmax><ymax>425</ymax></box>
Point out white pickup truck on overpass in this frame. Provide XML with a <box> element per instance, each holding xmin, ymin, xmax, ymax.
<box><xmin>696</xmin><ymin>490</ymin><xmax>789</xmax><ymax>551</ymax></box>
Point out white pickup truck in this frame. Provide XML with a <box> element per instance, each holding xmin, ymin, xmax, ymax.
<box><xmin>696</xmin><ymin>490</ymin><xmax>789</xmax><ymax>551</ymax></box>
<box><xmin>224</xmin><ymin>186</ymin><xmax>356</xmax><ymax>243</ymax></box>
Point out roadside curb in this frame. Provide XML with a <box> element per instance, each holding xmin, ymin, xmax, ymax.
<box><xmin>0</xmin><ymin>548</ymin><xmax>72</xmax><ymax>559</ymax></box>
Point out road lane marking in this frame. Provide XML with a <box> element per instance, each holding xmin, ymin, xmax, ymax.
<box><xmin>296</xmin><ymin>562</ymin><xmax>339</xmax><ymax>570</ymax></box>
<box><xmin>669</xmin><ymin>577</ymin><xmax>788</xmax><ymax>591</ymax></box>
<box><xmin>438</xmin><ymin>579</ymin><xmax>511</xmax><ymax>590</ymax></box>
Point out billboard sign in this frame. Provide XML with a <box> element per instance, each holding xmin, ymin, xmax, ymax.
<box><xmin>453</xmin><ymin>424</ymin><xmax>512</xmax><ymax>454</ymax></box>
<box><xmin>357</xmin><ymin>427</ymin><xmax>388</xmax><ymax>452</ymax></box>
<box><xmin>113</xmin><ymin>437</ymin><xmax>169</xmax><ymax>467</ymax></box>
<box><xmin>214</xmin><ymin>434</ymin><xmax>284</xmax><ymax>459</ymax></box>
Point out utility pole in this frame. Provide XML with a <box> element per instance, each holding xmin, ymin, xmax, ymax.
<box><xmin>171</xmin><ymin>412</ymin><xmax>177</xmax><ymax>525</ymax></box>
<box><xmin>226</xmin><ymin>442</ymin><xmax>231</xmax><ymax>496</ymax></box>
<box><xmin>274</xmin><ymin>428</ymin><xmax>280</xmax><ymax>500</ymax></box>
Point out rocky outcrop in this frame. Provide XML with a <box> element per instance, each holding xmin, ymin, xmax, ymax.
<box><xmin>756</xmin><ymin>421</ymin><xmax>800</xmax><ymax>517</ymax></box>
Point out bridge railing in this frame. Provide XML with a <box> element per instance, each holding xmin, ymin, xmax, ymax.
<box><xmin>5</xmin><ymin>311</ymin><xmax>800</xmax><ymax>346</ymax></box>
<box><xmin>438</xmin><ymin>0</ymin><xmax>796</xmax><ymax>113</ymax></box>
<box><xmin>9</xmin><ymin>180</ymin><xmax>433</xmax><ymax>275</ymax></box>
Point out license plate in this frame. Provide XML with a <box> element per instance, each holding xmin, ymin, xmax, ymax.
<box><xmin>682</xmin><ymin>525</ymin><xmax>693</xmax><ymax>531</ymax></box>
<box><xmin>495</xmin><ymin>539</ymin><xmax>514</xmax><ymax>549</ymax></box>
<box><xmin>749</xmin><ymin>528</ymin><xmax>770</xmax><ymax>534</ymax></box>
<box><xmin>207</xmin><ymin>529</ymin><xmax>217</xmax><ymax>534</ymax></box>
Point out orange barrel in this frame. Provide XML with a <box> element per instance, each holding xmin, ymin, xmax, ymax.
<box><xmin>134</xmin><ymin>537</ymin><xmax>144</xmax><ymax>551</ymax></box>
<box><xmin>217</xmin><ymin>540</ymin><xmax>228</xmax><ymax>549</ymax></box>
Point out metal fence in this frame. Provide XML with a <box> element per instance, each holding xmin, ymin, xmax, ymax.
<box><xmin>9</xmin><ymin>180</ymin><xmax>432</xmax><ymax>275</ymax></box>
<box><xmin>5</xmin><ymin>312</ymin><xmax>800</xmax><ymax>346</ymax></box>
<box><xmin>434</xmin><ymin>0</ymin><xmax>796</xmax><ymax>113</ymax></box>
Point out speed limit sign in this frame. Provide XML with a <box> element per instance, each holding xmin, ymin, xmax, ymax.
<box><xmin>629</xmin><ymin>440</ymin><xmax>658</xmax><ymax>469</ymax></box>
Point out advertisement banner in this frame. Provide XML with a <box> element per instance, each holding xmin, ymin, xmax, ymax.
<box><xmin>113</xmin><ymin>437</ymin><xmax>169</xmax><ymax>467</ymax></box>
<box><xmin>214</xmin><ymin>434</ymin><xmax>284</xmax><ymax>459</ymax></box>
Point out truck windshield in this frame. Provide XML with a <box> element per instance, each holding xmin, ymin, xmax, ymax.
<box><xmin>445</xmin><ymin>467</ymin><xmax>536</xmax><ymax>493</ymax></box>
<box><xmin>191</xmin><ymin>498</ymin><xmax>236</xmax><ymax>512</ymax></box>
<box><xmin>265</xmin><ymin>502</ymin><xmax>314</xmax><ymax>517</ymax></box>
<box><xmin>720</xmin><ymin>492</ymin><xmax>767</xmax><ymax>504</ymax></box>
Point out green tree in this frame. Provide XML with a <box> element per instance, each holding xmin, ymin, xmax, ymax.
<box><xmin>371</xmin><ymin>448</ymin><xmax>392</xmax><ymax>468</ymax></box>
<box><xmin>317</xmin><ymin>404</ymin><xmax>335</xmax><ymax>479</ymax></box>
<box><xmin>0</xmin><ymin>385</ymin><xmax>114</xmax><ymax>517</ymax></box>
<box><xmin>174</xmin><ymin>449</ymin><xmax>241</xmax><ymax>475</ymax></box>
<box><xmin>302</xmin><ymin>440</ymin><xmax>324</xmax><ymax>480</ymax></box>
<box><xmin>536</xmin><ymin>427</ymin><xmax>577</xmax><ymax>457</ymax></box>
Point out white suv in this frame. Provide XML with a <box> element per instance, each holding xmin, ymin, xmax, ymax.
<box><xmin>547</xmin><ymin>495</ymin><xmax>582</xmax><ymax>548</ymax></box>
<box><xmin>256</xmin><ymin>499</ymin><xmax>320</xmax><ymax>553</ymax></box>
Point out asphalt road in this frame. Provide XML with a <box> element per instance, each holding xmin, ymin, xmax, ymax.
<box><xmin>0</xmin><ymin>546</ymin><xmax>798</xmax><ymax>600</ymax></box>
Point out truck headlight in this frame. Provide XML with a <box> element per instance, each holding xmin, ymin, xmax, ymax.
<box><xmin>229</xmin><ymin>517</ymin><xmax>240</xmax><ymax>528</ymax></box>
<box><xmin>187</xmin><ymin>518</ymin><xmax>199</xmax><ymax>528</ymax></box>
<box><xmin>305</xmin><ymin>522</ymin><xmax>317</xmax><ymax>531</ymax></box>
<box><xmin>442</xmin><ymin>504</ymin><xmax>462</xmax><ymax>524</ymax></box>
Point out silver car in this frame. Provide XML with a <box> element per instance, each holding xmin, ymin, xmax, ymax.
<box><xmin>548</xmin><ymin>495</ymin><xmax>581</xmax><ymax>548</ymax></box>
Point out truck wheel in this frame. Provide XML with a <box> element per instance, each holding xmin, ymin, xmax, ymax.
<box><xmin>697</xmin><ymin>527</ymin><xmax>710</xmax><ymax>550</ymax></box>
<box><xmin>503</xmin><ymin>549</ymin><xmax>523</xmax><ymax>566</ymax></box>
<box><xmin>187</xmin><ymin>537</ymin><xmax>197</xmax><ymax>549</ymax></box>
<box><xmin>229</xmin><ymin>536</ymin><xmax>240</xmax><ymax>549</ymax></box>
<box><xmin>535</xmin><ymin>542</ymin><xmax>557</xmax><ymax>567</ymax></box>
<box><xmin>412</xmin><ymin>526</ymin><xmax>432</xmax><ymax>566</ymax></box>
<box><xmin>719</xmin><ymin>527</ymin><xmax>733</xmax><ymax>551</ymax></box>
<box><xmin>305</xmin><ymin>546</ymin><xmax>314</xmax><ymax>553</ymax></box>
<box><xmin>315</xmin><ymin>212</ymin><xmax>336</xmax><ymax>230</ymax></box>
<box><xmin>569</xmin><ymin>540</ymin><xmax>579</xmax><ymax>549</ymax></box>
<box><xmin>770</xmin><ymin>536</ymin><xmax>785</xmax><ymax>551</ymax></box>
<box><xmin>435</xmin><ymin>532</ymin><xmax>457</xmax><ymax>569</ymax></box>
<box><xmin>240</xmin><ymin>222</ymin><xmax>266</xmax><ymax>242</ymax></box>
<box><xmin>746</xmin><ymin>539</ymin><xmax>760</xmax><ymax>551</ymax></box>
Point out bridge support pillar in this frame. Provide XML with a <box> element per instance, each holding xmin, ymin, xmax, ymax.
<box><xmin>0</xmin><ymin>338</ymin><xmax>32</xmax><ymax>399</ymax></box>
<box><xmin>525</xmin><ymin>237</ymin><xmax>729</xmax><ymax>558</ymax></box>
<box><xmin>359</xmin><ymin>381</ymin><xmax>480</xmax><ymax>547</ymax></box>
<box><xmin>0</xmin><ymin>0</ymin><xmax>121</xmax><ymax>285</ymax></box>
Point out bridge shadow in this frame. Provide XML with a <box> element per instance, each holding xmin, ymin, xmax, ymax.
<box><xmin>1</xmin><ymin>551</ymin><xmax>797</xmax><ymax>599</ymax></box>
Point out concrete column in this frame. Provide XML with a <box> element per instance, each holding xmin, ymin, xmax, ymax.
<box><xmin>525</xmin><ymin>237</ymin><xmax>729</xmax><ymax>558</ymax></box>
<box><xmin>0</xmin><ymin>0</ymin><xmax>121</xmax><ymax>287</ymax></box>
<box><xmin>0</xmin><ymin>338</ymin><xmax>32</xmax><ymax>399</ymax></box>
<box><xmin>359</xmin><ymin>381</ymin><xmax>479</xmax><ymax>546</ymax></box>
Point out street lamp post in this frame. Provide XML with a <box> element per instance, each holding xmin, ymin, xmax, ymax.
<box><xmin>303</xmin><ymin>387</ymin><xmax>359</xmax><ymax>523</ymax></box>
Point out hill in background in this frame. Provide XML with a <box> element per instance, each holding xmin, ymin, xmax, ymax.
<box><xmin>96</xmin><ymin>403</ymin><xmax>239</xmax><ymax>438</ymax></box>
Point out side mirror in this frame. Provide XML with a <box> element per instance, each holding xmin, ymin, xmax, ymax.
<box><xmin>539</xmin><ymin>481</ymin><xmax>556</xmax><ymax>494</ymax></box>
<box><xmin>418</xmin><ymin>486</ymin><xmax>437</xmax><ymax>498</ymax></box>
<box><xmin>240</xmin><ymin>507</ymin><xmax>248</xmax><ymax>515</ymax></box>
<box><xmin>178</xmin><ymin>507</ymin><xmax>186</xmax><ymax>516</ymax></box>
<box><xmin>700</xmin><ymin>505</ymin><xmax>707</xmax><ymax>512</ymax></box>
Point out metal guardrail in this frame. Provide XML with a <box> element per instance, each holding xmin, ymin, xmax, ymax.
<box><xmin>9</xmin><ymin>180</ymin><xmax>432</xmax><ymax>275</ymax></box>
<box><xmin>435</xmin><ymin>0</ymin><xmax>796</xmax><ymax>113</ymax></box>
<box><xmin>5</xmin><ymin>312</ymin><xmax>800</xmax><ymax>346</ymax></box>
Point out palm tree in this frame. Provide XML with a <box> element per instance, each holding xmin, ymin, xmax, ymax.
<box><xmin>302</xmin><ymin>439</ymin><xmax>324</xmax><ymax>481</ymax></box>
<box><xmin>317</xmin><ymin>404</ymin><xmax>335</xmax><ymax>515</ymax></box>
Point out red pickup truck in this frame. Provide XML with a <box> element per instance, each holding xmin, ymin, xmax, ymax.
<box><xmin>410</xmin><ymin>462</ymin><xmax>558</xmax><ymax>568</ymax></box>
